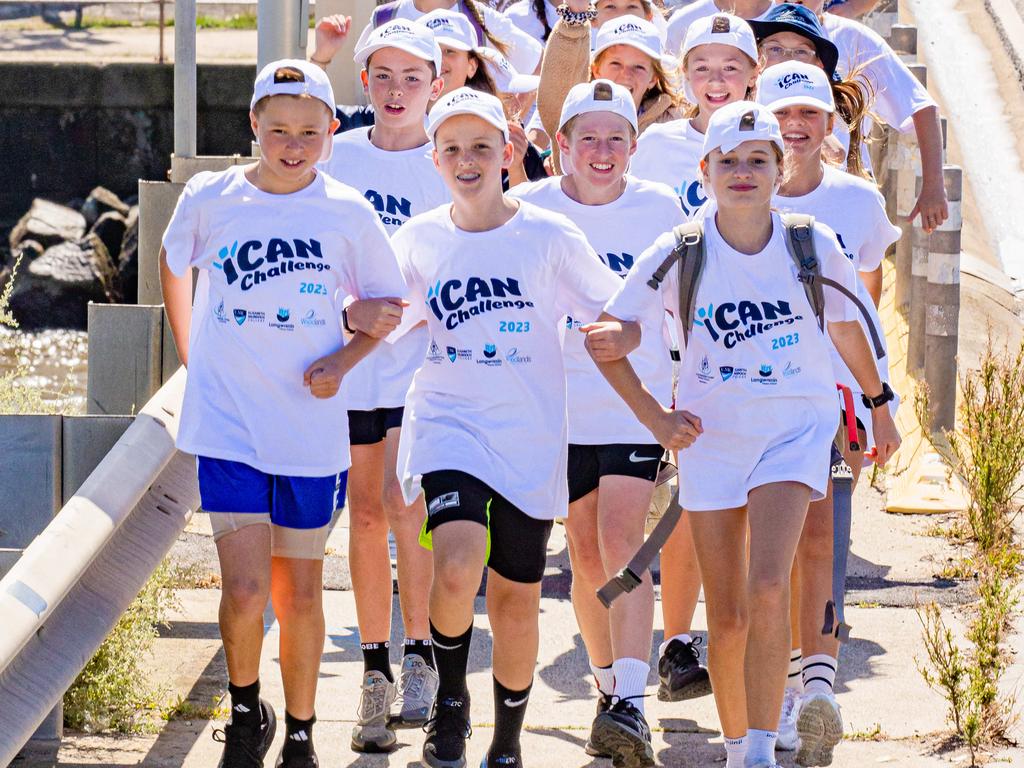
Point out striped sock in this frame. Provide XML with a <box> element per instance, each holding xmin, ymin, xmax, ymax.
<box><xmin>802</xmin><ymin>653</ymin><xmax>838</xmax><ymax>697</ymax></box>
<box><xmin>787</xmin><ymin>647</ymin><xmax>804</xmax><ymax>692</ymax></box>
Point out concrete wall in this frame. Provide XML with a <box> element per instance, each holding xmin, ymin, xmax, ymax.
<box><xmin>0</xmin><ymin>62</ymin><xmax>255</xmax><ymax>229</ymax></box>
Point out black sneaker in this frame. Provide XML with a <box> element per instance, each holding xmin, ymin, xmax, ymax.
<box><xmin>657</xmin><ymin>637</ymin><xmax>712</xmax><ymax>702</ymax></box>
<box><xmin>213</xmin><ymin>699</ymin><xmax>277</xmax><ymax>768</ymax></box>
<box><xmin>422</xmin><ymin>694</ymin><xmax>472</xmax><ymax>768</ymax></box>
<box><xmin>275</xmin><ymin>750</ymin><xmax>318</xmax><ymax>768</ymax></box>
<box><xmin>589</xmin><ymin>698</ymin><xmax>655</xmax><ymax>768</ymax></box>
<box><xmin>584</xmin><ymin>693</ymin><xmax>614</xmax><ymax>757</ymax></box>
<box><xmin>480</xmin><ymin>749</ymin><xmax>523</xmax><ymax>767</ymax></box>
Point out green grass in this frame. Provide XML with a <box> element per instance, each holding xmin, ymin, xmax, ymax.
<box><xmin>73</xmin><ymin>12</ymin><xmax>316</xmax><ymax>30</ymax></box>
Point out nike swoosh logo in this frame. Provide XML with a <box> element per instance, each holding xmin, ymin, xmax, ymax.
<box><xmin>504</xmin><ymin>695</ymin><xmax>529</xmax><ymax>708</ymax></box>
<box><xmin>628</xmin><ymin>451</ymin><xmax>657</xmax><ymax>463</ymax></box>
<box><xmin>431</xmin><ymin>639</ymin><xmax>463</xmax><ymax>651</ymax></box>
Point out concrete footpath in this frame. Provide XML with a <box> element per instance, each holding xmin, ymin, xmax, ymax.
<box><xmin>14</xmin><ymin>477</ymin><xmax>1023</xmax><ymax>767</ymax></box>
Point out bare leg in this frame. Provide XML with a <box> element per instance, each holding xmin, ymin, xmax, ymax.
<box><xmin>347</xmin><ymin>441</ymin><xmax>392</xmax><ymax>644</ymax></box>
<box><xmin>487</xmin><ymin>570</ymin><xmax>543</xmax><ymax>690</ymax></box>
<box><xmin>564</xmin><ymin>491</ymin><xmax>613</xmax><ymax>667</ymax></box>
<box><xmin>270</xmin><ymin>556</ymin><xmax>325</xmax><ymax>719</ymax></box>
<box><xmin>216</xmin><ymin>523</ymin><xmax>272</xmax><ymax>686</ymax></box>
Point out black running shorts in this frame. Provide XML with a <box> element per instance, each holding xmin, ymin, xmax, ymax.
<box><xmin>348</xmin><ymin>407</ymin><xmax>405</xmax><ymax>446</ymax></box>
<box><xmin>567</xmin><ymin>443</ymin><xmax>663</xmax><ymax>503</ymax></box>
<box><xmin>420</xmin><ymin>469</ymin><xmax>554</xmax><ymax>584</ymax></box>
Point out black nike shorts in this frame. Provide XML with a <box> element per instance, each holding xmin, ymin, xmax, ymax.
<box><xmin>567</xmin><ymin>442</ymin><xmax>663</xmax><ymax>503</ymax></box>
<box><xmin>348</xmin><ymin>407</ymin><xmax>404</xmax><ymax>446</ymax></box>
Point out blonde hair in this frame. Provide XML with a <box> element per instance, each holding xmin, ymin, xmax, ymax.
<box><xmin>592</xmin><ymin>48</ymin><xmax>686</xmax><ymax>109</ymax></box>
<box><xmin>680</xmin><ymin>48</ymin><xmax>759</xmax><ymax>118</ymax></box>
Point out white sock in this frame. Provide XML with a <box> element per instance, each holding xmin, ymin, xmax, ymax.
<box><xmin>612</xmin><ymin>657</ymin><xmax>650</xmax><ymax>715</ymax></box>
<box><xmin>786</xmin><ymin>647</ymin><xmax>804</xmax><ymax>692</ymax></box>
<box><xmin>590</xmin><ymin>662</ymin><xmax>614</xmax><ymax>696</ymax></box>
<box><xmin>744</xmin><ymin>728</ymin><xmax>777</xmax><ymax>766</ymax></box>
<box><xmin>802</xmin><ymin>654</ymin><xmax>837</xmax><ymax>697</ymax></box>
<box><xmin>724</xmin><ymin>735</ymin><xmax>746</xmax><ymax>768</ymax></box>
<box><xmin>658</xmin><ymin>633</ymin><xmax>693</xmax><ymax>658</ymax></box>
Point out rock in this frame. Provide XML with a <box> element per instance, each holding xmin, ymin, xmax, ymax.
<box><xmin>7</xmin><ymin>238</ymin><xmax>119</xmax><ymax>330</ymax></box>
<box><xmin>81</xmin><ymin>186</ymin><xmax>130</xmax><ymax>228</ymax></box>
<box><xmin>118</xmin><ymin>206</ymin><xmax>140</xmax><ymax>305</ymax></box>
<box><xmin>8</xmin><ymin>199</ymin><xmax>86</xmax><ymax>251</ymax></box>
<box><xmin>90</xmin><ymin>211</ymin><xmax>127</xmax><ymax>263</ymax></box>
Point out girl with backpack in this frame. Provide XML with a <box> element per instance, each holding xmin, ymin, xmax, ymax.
<box><xmin>758</xmin><ymin>59</ymin><xmax>900</xmax><ymax>766</ymax></box>
<box><xmin>585</xmin><ymin>101</ymin><xmax>900</xmax><ymax>768</ymax></box>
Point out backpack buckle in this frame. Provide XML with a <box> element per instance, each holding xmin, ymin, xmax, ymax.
<box><xmin>680</xmin><ymin>231</ymin><xmax>701</xmax><ymax>247</ymax></box>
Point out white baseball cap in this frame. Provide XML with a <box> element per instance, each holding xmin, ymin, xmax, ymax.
<box><xmin>251</xmin><ymin>59</ymin><xmax>337</xmax><ymax>162</ymax></box>
<box><xmin>681</xmin><ymin>13</ymin><xmax>758</xmax><ymax>63</ymax></box>
<box><xmin>756</xmin><ymin>61</ymin><xmax>835</xmax><ymax>113</ymax></box>
<box><xmin>354</xmin><ymin>19</ymin><xmax>443</xmax><ymax>76</ymax></box>
<box><xmin>419</xmin><ymin>9</ymin><xmax>477</xmax><ymax>52</ymax></box>
<box><xmin>558</xmin><ymin>79</ymin><xmax>639</xmax><ymax>134</ymax></box>
<box><xmin>702</xmin><ymin>100</ymin><xmax>785</xmax><ymax>158</ymax></box>
<box><xmin>475</xmin><ymin>47</ymin><xmax>540</xmax><ymax>94</ymax></box>
<box><xmin>427</xmin><ymin>87</ymin><xmax>510</xmax><ymax>143</ymax></box>
<box><xmin>593</xmin><ymin>16</ymin><xmax>675</xmax><ymax>69</ymax></box>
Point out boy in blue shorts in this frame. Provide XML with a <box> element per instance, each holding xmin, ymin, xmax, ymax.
<box><xmin>160</xmin><ymin>59</ymin><xmax>408</xmax><ymax>768</ymax></box>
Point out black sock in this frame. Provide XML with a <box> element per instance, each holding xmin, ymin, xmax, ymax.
<box><xmin>282</xmin><ymin>712</ymin><xmax>315</xmax><ymax>759</ymax></box>
<box><xmin>491</xmin><ymin>677</ymin><xmax>531</xmax><ymax>755</ymax></box>
<box><xmin>361</xmin><ymin>641</ymin><xmax>393</xmax><ymax>683</ymax></box>
<box><xmin>430</xmin><ymin>620</ymin><xmax>473</xmax><ymax>700</ymax></box>
<box><xmin>404</xmin><ymin>637</ymin><xmax>436</xmax><ymax>670</ymax></box>
<box><xmin>227</xmin><ymin>679</ymin><xmax>261</xmax><ymax>729</ymax></box>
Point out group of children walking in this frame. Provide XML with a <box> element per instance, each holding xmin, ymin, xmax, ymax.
<box><xmin>159</xmin><ymin>1</ymin><xmax>936</xmax><ymax>766</ymax></box>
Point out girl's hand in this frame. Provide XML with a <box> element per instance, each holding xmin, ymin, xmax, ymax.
<box><xmin>582</xmin><ymin>319</ymin><xmax>641</xmax><ymax>362</ymax></box>
<box><xmin>345</xmin><ymin>297</ymin><xmax>406</xmax><ymax>339</ymax></box>
<box><xmin>303</xmin><ymin>351</ymin><xmax>347</xmax><ymax>398</ymax></box>
<box><xmin>566</xmin><ymin>0</ymin><xmax>592</xmax><ymax>13</ymax></box>
<box><xmin>909</xmin><ymin>176</ymin><xmax>949</xmax><ymax>234</ymax></box>
<box><xmin>650</xmin><ymin>409</ymin><xmax>703</xmax><ymax>451</ymax></box>
<box><xmin>312</xmin><ymin>14</ymin><xmax>351</xmax><ymax>67</ymax></box>
<box><xmin>866</xmin><ymin>407</ymin><xmax>901</xmax><ymax>466</ymax></box>
<box><xmin>509</xmin><ymin>123</ymin><xmax>530</xmax><ymax>170</ymax></box>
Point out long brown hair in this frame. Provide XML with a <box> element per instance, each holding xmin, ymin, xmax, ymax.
<box><xmin>458</xmin><ymin>0</ymin><xmax>510</xmax><ymax>55</ymax></box>
<box><xmin>829</xmin><ymin>64</ymin><xmax>874</xmax><ymax>179</ymax></box>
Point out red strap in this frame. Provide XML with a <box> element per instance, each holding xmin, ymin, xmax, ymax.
<box><xmin>837</xmin><ymin>383</ymin><xmax>860</xmax><ymax>452</ymax></box>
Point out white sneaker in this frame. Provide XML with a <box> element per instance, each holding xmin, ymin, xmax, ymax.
<box><xmin>776</xmin><ymin>687</ymin><xmax>801</xmax><ymax>751</ymax></box>
<box><xmin>350</xmin><ymin>670</ymin><xmax>397</xmax><ymax>752</ymax></box>
<box><xmin>795</xmin><ymin>692</ymin><xmax>843</xmax><ymax>767</ymax></box>
<box><xmin>392</xmin><ymin>653</ymin><xmax>439</xmax><ymax>727</ymax></box>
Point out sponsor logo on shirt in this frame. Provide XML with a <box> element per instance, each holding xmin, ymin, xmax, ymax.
<box><xmin>270</xmin><ymin>307</ymin><xmax>294</xmax><ymax>332</ymax></box>
<box><xmin>599</xmin><ymin>252</ymin><xmax>635</xmax><ymax>277</ymax></box>
<box><xmin>214</xmin><ymin>299</ymin><xmax>230</xmax><ymax>324</ymax></box>
<box><xmin>300</xmin><ymin>309</ymin><xmax>326</xmax><ymax>327</ymax></box>
<box><xmin>483</xmin><ymin>344</ymin><xmax>497</xmax><ymax>358</ymax></box>
<box><xmin>212</xmin><ymin>238</ymin><xmax>330</xmax><ymax>292</ymax></box>
<box><xmin>696</xmin><ymin>354</ymin><xmax>715</xmax><ymax>383</ymax></box>
<box><xmin>477</xmin><ymin>343</ymin><xmax>502</xmax><ymax>366</ymax></box>
<box><xmin>783</xmin><ymin>361</ymin><xmax>802</xmax><ymax>378</ymax></box>
<box><xmin>751</xmin><ymin>362</ymin><xmax>778</xmax><ymax>386</ymax></box>
<box><xmin>426</xmin><ymin>276</ymin><xmax>535</xmax><ymax>330</ymax></box>
<box><xmin>505</xmin><ymin>347</ymin><xmax>532</xmax><ymax>364</ymax></box>
<box><xmin>719</xmin><ymin>365</ymin><xmax>747</xmax><ymax>381</ymax></box>
<box><xmin>277</xmin><ymin>308</ymin><xmax>290</xmax><ymax>322</ymax></box>
<box><xmin>365</xmin><ymin>189</ymin><xmax>414</xmax><ymax>228</ymax></box>
<box><xmin>674</xmin><ymin>180</ymin><xmax>708</xmax><ymax>218</ymax></box>
<box><xmin>427</xmin><ymin>339</ymin><xmax>445</xmax><ymax>364</ymax></box>
<box><xmin>446</xmin><ymin>346</ymin><xmax>473</xmax><ymax>362</ymax></box>
<box><xmin>694</xmin><ymin>300</ymin><xmax>804</xmax><ymax>350</ymax></box>
<box><xmin>232</xmin><ymin>308</ymin><xmax>265</xmax><ymax>325</ymax></box>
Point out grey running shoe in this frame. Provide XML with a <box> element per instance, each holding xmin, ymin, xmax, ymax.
<box><xmin>390</xmin><ymin>653</ymin><xmax>440</xmax><ymax>728</ymax></box>
<box><xmin>589</xmin><ymin>698</ymin><xmax>655</xmax><ymax>768</ymax></box>
<box><xmin>657</xmin><ymin>637</ymin><xmax>713</xmax><ymax>702</ymax></box>
<box><xmin>214</xmin><ymin>699</ymin><xmax>277</xmax><ymax>768</ymax></box>
<box><xmin>584</xmin><ymin>693</ymin><xmax>614</xmax><ymax>757</ymax></box>
<box><xmin>777</xmin><ymin>686</ymin><xmax>801</xmax><ymax>751</ymax></box>
<box><xmin>796</xmin><ymin>692</ymin><xmax>843</xmax><ymax>766</ymax></box>
<box><xmin>351</xmin><ymin>670</ymin><xmax>398</xmax><ymax>753</ymax></box>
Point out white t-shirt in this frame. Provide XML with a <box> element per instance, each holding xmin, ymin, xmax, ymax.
<box><xmin>509</xmin><ymin>176</ymin><xmax>684</xmax><ymax>444</ymax></box>
<box><xmin>630</xmin><ymin>118</ymin><xmax>709</xmax><ymax>219</ymax></box>
<box><xmin>504</xmin><ymin>0</ymin><xmax>557</xmax><ymax>46</ymax></box>
<box><xmin>355</xmin><ymin>0</ymin><xmax>544</xmax><ymax>78</ymax></box>
<box><xmin>607</xmin><ymin>212</ymin><xmax>859</xmax><ymax>420</ymax></box>
<box><xmin>321</xmin><ymin>128</ymin><xmax>450</xmax><ymax>411</ymax></box>
<box><xmin>773</xmin><ymin>165</ymin><xmax>900</xmax><ymax>395</ymax></box>
<box><xmin>393</xmin><ymin>201</ymin><xmax>621</xmax><ymax>519</ymax></box>
<box><xmin>162</xmin><ymin>166</ymin><xmax>407</xmax><ymax>476</ymax></box>
<box><xmin>824</xmin><ymin>13</ymin><xmax>935</xmax><ymax>134</ymax></box>
<box><xmin>665</xmin><ymin>0</ymin><xmax>771</xmax><ymax>57</ymax></box>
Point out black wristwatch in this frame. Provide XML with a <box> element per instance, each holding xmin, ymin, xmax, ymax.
<box><xmin>341</xmin><ymin>306</ymin><xmax>355</xmax><ymax>334</ymax></box>
<box><xmin>861</xmin><ymin>382</ymin><xmax>895</xmax><ymax>410</ymax></box>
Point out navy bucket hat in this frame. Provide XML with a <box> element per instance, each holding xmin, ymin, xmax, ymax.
<box><xmin>748</xmin><ymin>3</ymin><xmax>840</xmax><ymax>80</ymax></box>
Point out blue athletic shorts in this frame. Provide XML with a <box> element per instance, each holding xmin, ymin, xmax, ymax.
<box><xmin>198</xmin><ymin>456</ymin><xmax>342</xmax><ymax>530</ymax></box>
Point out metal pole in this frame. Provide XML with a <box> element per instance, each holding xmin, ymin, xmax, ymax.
<box><xmin>174</xmin><ymin>0</ymin><xmax>197</xmax><ymax>159</ymax></box>
<box><xmin>158</xmin><ymin>0</ymin><xmax>165</xmax><ymax>65</ymax></box>
<box><xmin>258</xmin><ymin>0</ymin><xmax>308</xmax><ymax>72</ymax></box>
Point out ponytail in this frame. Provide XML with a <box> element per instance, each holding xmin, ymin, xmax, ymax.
<box><xmin>534</xmin><ymin>0</ymin><xmax>552</xmax><ymax>41</ymax></box>
<box><xmin>460</xmin><ymin>0</ymin><xmax>511</xmax><ymax>55</ymax></box>
<box><xmin>829</xmin><ymin>64</ymin><xmax>874</xmax><ymax>180</ymax></box>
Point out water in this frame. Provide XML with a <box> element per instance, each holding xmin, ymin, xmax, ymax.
<box><xmin>0</xmin><ymin>327</ymin><xmax>88</xmax><ymax>413</ymax></box>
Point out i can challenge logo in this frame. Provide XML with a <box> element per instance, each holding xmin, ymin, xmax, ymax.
<box><xmin>213</xmin><ymin>238</ymin><xmax>330</xmax><ymax>291</ymax></box>
<box><xmin>426</xmin><ymin>277</ymin><xmax>534</xmax><ymax>330</ymax></box>
<box><xmin>695</xmin><ymin>299</ymin><xmax>803</xmax><ymax>349</ymax></box>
